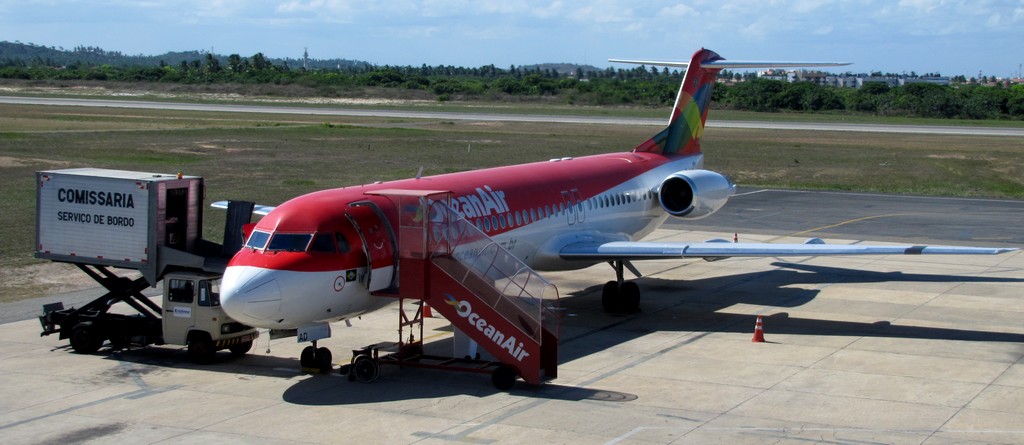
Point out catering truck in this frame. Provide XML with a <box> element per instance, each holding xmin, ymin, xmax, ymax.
<box><xmin>35</xmin><ymin>168</ymin><xmax>259</xmax><ymax>363</ymax></box>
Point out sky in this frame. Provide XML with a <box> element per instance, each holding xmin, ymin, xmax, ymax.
<box><xmin>2</xmin><ymin>0</ymin><xmax>1023</xmax><ymax>78</ymax></box>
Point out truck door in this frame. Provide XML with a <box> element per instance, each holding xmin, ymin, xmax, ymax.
<box><xmin>163</xmin><ymin>277</ymin><xmax>196</xmax><ymax>344</ymax></box>
<box><xmin>345</xmin><ymin>202</ymin><xmax>397</xmax><ymax>292</ymax></box>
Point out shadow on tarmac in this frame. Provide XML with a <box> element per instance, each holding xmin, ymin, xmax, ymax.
<box><xmin>555</xmin><ymin>262</ymin><xmax>1024</xmax><ymax>365</ymax></box>
<box><xmin>63</xmin><ymin>260</ymin><xmax>1024</xmax><ymax>405</ymax></box>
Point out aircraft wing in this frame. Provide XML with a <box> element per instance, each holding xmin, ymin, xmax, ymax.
<box><xmin>210</xmin><ymin>200</ymin><xmax>276</xmax><ymax>216</ymax></box>
<box><xmin>559</xmin><ymin>238</ymin><xmax>1016</xmax><ymax>261</ymax></box>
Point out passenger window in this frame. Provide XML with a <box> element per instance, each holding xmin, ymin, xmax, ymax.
<box><xmin>310</xmin><ymin>234</ymin><xmax>337</xmax><ymax>253</ymax></box>
<box><xmin>168</xmin><ymin>279</ymin><xmax>194</xmax><ymax>303</ymax></box>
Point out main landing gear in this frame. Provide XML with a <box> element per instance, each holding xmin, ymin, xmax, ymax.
<box><xmin>300</xmin><ymin>340</ymin><xmax>333</xmax><ymax>374</ymax></box>
<box><xmin>601</xmin><ymin>260</ymin><xmax>641</xmax><ymax>314</ymax></box>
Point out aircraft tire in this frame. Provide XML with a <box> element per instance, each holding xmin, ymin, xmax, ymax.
<box><xmin>601</xmin><ymin>281</ymin><xmax>620</xmax><ymax>313</ymax></box>
<box><xmin>299</xmin><ymin>345</ymin><xmax>315</xmax><ymax>368</ymax></box>
<box><xmin>316</xmin><ymin>347</ymin><xmax>333</xmax><ymax>374</ymax></box>
<box><xmin>621</xmin><ymin>282</ymin><xmax>641</xmax><ymax>313</ymax></box>
<box><xmin>491</xmin><ymin>365</ymin><xmax>517</xmax><ymax>391</ymax></box>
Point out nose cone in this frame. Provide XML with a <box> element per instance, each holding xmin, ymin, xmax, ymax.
<box><xmin>221</xmin><ymin>266</ymin><xmax>283</xmax><ymax>328</ymax></box>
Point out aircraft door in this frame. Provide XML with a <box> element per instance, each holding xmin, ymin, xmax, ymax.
<box><xmin>571</xmin><ymin>188</ymin><xmax>586</xmax><ymax>223</ymax></box>
<box><xmin>561</xmin><ymin>188</ymin><xmax>585</xmax><ymax>225</ymax></box>
<box><xmin>345</xmin><ymin>202</ymin><xmax>397</xmax><ymax>292</ymax></box>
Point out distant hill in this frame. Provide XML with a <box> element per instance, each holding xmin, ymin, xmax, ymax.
<box><xmin>0</xmin><ymin>41</ymin><xmax>370</xmax><ymax>70</ymax></box>
<box><xmin>1</xmin><ymin>41</ymin><xmax>610</xmax><ymax>75</ymax></box>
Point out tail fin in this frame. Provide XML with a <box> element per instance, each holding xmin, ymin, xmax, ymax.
<box><xmin>628</xmin><ymin>48</ymin><xmax>723</xmax><ymax>157</ymax></box>
<box><xmin>612</xmin><ymin>49</ymin><xmax>850</xmax><ymax>157</ymax></box>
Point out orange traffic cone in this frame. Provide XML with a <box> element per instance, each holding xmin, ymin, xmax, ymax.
<box><xmin>422</xmin><ymin>303</ymin><xmax>432</xmax><ymax>318</ymax></box>
<box><xmin>751</xmin><ymin>315</ymin><xmax>765</xmax><ymax>342</ymax></box>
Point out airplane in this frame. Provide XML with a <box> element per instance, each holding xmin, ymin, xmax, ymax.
<box><xmin>215</xmin><ymin>48</ymin><xmax>1016</xmax><ymax>375</ymax></box>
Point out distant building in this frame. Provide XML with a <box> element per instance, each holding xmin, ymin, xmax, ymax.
<box><xmin>755</xmin><ymin>69</ymin><xmax>950</xmax><ymax>88</ymax></box>
<box><xmin>793</xmin><ymin>71</ymin><xmax>828</xmax><ymax>86</ymax></box>
<box><xmin>757</xmin><ymin>69</ymin><xmax>791</xmax><ymax>82</ymax></box>
<box><xmin>855</xmin><ymin>76</ymin><xmax>901</xmax><ymax>88</ymax></box>
<box><xmin>901</xmin><ymin>76</ymin><xmax>951</xmax><ymax>86</ymax></box>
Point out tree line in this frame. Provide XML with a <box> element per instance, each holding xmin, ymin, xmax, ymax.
<box><xmin>2</xmin><ymin>44</ymin><xmax>1022</xmax><ymax>120</ymax></box>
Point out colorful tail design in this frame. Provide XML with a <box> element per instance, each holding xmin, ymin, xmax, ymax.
<box><xmin>633</xmin><ymin>48</ymin><xmax>724</xmax><ymax>157</ymax></box>
<box><xmin>618</xmin><ymin>49</ymin><xmax>849</xmax><ymax>157</ymax></box>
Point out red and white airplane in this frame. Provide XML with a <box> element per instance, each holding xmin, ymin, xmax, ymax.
<box><xmin>216</xmin><ymin>48</ymin><xmax>1015</xmax><ymax>371</ymax></box>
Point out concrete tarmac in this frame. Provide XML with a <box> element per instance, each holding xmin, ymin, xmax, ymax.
<box><xmin>2</xmin><ymin>228</ymin><xmax>1023</xmax><ymax>444</ymax></box>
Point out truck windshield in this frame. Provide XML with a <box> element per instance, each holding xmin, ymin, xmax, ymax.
<box><xmin>245</xmin><ymin>230</ymin><xmax>271</xmax><ymax>250</ymax></box>
<box><xmin>198</xmin><ymin>279</ymin><xmax>221</xmax><ymax>307</ymax></box>
<box><xmin>266</xmin><ymin>233</ymin><xmax>313</xmax><ymax>252</ymax></box>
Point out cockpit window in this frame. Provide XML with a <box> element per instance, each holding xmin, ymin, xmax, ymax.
<box><xmin>310</xmin><ymin>234</ymin><xmax>337</xmax><ymax>253</ymax></box>
<box><xmin>266</xmin><ymin>233</ymin><xmax>312</xmax><ymax>252</ymax></box>
<box><xmin>335</xmin><ymin>233</ymin><xmax>351</xmax><ymax>253</ymax></box>
<box><xmin>245</xmin><ymin>230</ymin><xmax>271</xmax><ymax>250</ymax></box>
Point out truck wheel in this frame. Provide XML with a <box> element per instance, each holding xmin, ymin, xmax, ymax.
<box><xmin>229</xmin><ymin>341</ymin><xmax>253</xmax><ymax>356</ymax></box>
<box><xmin>187</xmin><ymin>333</ymin><xmax>216</xmax><ymax>364</ymax></box>
<box><xmin>70</xmin><ymin>322</ymin><xmax>104</xmax><ymax>354</ymax></box>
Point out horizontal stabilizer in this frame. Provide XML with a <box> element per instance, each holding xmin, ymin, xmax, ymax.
<box><xmin>608</xmin><ymin>59</ymin><xmax>851</xmax><ymax>69</ymax></box>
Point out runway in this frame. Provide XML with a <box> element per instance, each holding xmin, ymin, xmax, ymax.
<box><xmin>3</xmin><ymin>233</ymin><xmax>1023</xmax><ymax>443</ymax></box>
<box><xmin>3</xmin><ymin>95</ymin><xmax>1024</xmax><ymax>136</ymax></box>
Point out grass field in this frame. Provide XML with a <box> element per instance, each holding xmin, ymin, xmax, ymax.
<box><xmin>1</xmin><ymin>100</ymin><xmax>1023</xmax><ymax>301</ymax></box>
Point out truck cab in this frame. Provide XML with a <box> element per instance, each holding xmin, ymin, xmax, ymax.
<box><xmin>161</xmin><ymin>271</ymin><xmax>259</xmax><ymax>364</ymax></box>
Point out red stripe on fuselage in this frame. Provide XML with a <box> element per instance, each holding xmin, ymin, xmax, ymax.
<box><xmin>230</xmin><ymin>150</ymin><xmax>680</xmax><ymax>272</ymax></box>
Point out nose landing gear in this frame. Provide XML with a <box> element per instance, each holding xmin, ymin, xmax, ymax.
<box><xmin>299</xmin><ymin>340</ymin><xmax>333</xmax><ymax>374</ymax></box>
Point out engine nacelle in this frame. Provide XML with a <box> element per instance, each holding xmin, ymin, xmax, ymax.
<box><xmin>658</xmin><ymin>170</ymin><xmax>735</xmax><ymax>219</ymax></box>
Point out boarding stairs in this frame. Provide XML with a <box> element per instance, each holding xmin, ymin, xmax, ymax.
<box><xmin>368</xmin><ymin>190</ymin><xmax>559</xmax><ymax>386</ymax></box>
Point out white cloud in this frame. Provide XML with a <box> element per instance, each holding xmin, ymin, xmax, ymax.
<box><xmin>531</xmin><ymin>1</ymin><xmax>564</xmax><ymax>19</ymax></box>
<box><xmin>568</xmin><ymin>0</ymin><xmax>634</xmax><ymax>23</ymax></box>
<box><xmin>791</xmin><ymin>0</ymin><xmax>827</xmax><ymax>14</ymax></box>
<box><xmin>659</xmin><ymin>4</ymin><xmax>698</xmax><ymax>17</ymax></box>
<box><xmin>623</xmin><ymin>22</ymin><xmax>645</xmax><ymax>32</ymax></box>
<box><xmin>897</xmin><ymin>0</ymin><xmax>947</xmax><ymax>14</ymax></box>
<box><xmin>813</xmin><ymin>25</ymin><xmax>833</xmax><ymax>35</ymax></box>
